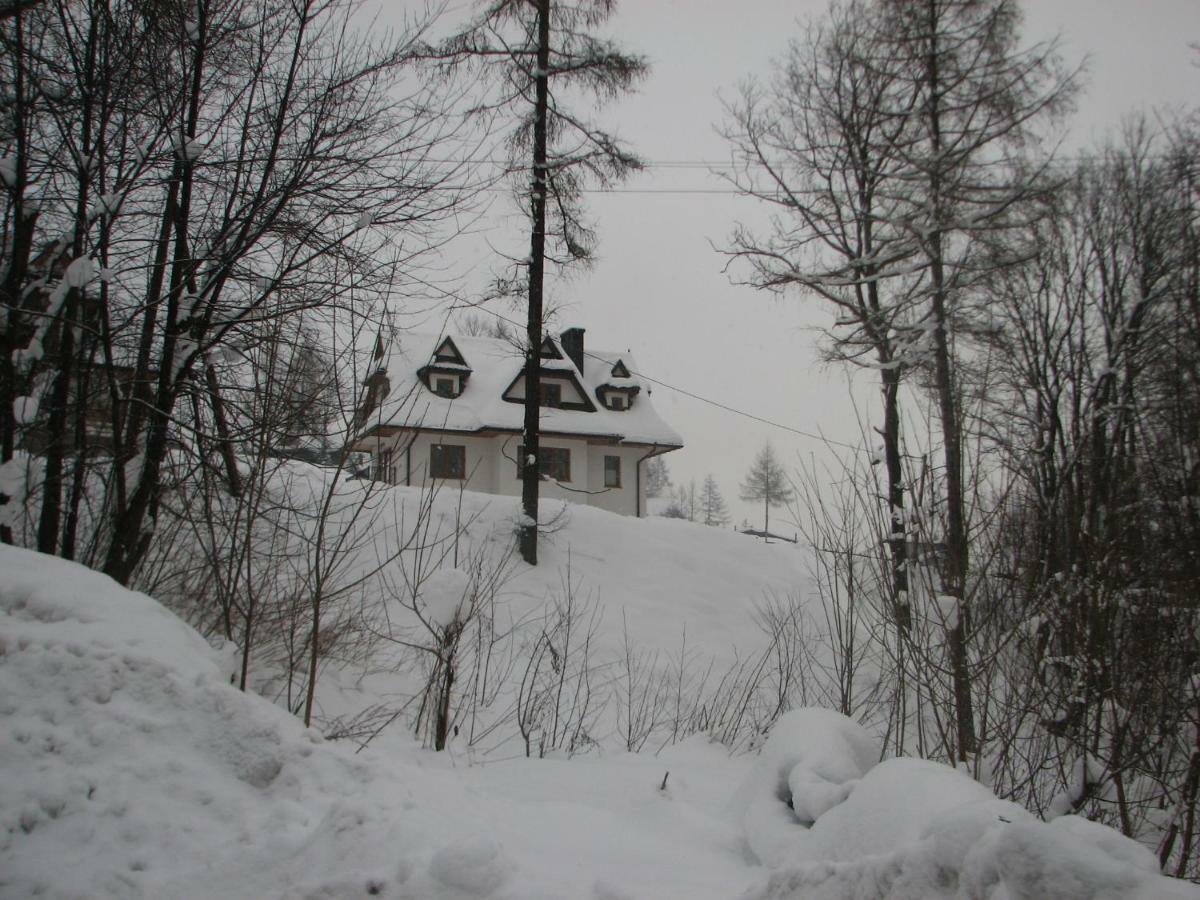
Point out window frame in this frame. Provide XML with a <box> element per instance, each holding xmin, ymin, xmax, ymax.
<box><xmin>603</xmin><ymin>454</ymin><xmax>621</xmax><ymax>488</ymax></box>
<box><xmin>429</xmin><ymin>443</ymin><xmax>466</xmax><ymax>480</ymax></box>
<box><xmin>538</xmin><ymin>381</ymin><xmax>563</xmax><ymax>408</ymax></box>
<box><xmin>518</xmin><ymin>445</ymin><xmax>570</xmax><ymax>482</ymax></box>
<box><xmin>377</xmin><ymin>448</ymin><xmax>394</xmax><ymax>484</ymax></box>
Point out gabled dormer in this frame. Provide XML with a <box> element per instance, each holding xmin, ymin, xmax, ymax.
<box><xmin>595</xmin><ymin>355</ymin><xmax>639</xmax><ymax>409</ymax></box>
<box><xmin>418</xmin><ymin>336</ymin><xmax>472</xmax><ymax>399</ymax></box>
<box><xmin>501</xmin><ymin>366</ymin><xmax>597</xmax><ymax>412</ymax></box>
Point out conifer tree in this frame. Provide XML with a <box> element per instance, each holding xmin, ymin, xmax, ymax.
<box><xmin>740</xmin><ymin>444</ymin><xmax>793</xmax><ymax>537</ymax></box>
<box><xmin>444</xmin><ymin>0</ymin><xmax>646</xmax><ymax>565</ymax></box>
<box><xmin>699</xmin><ymin>475</ymin><xmax>730</xmax><ymax>527</ymax></box>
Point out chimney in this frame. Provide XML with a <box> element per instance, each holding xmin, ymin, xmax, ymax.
<box><xmin>560</xmin><ymin>327</ymin><xmax>585</xmax><ymax>372</ymax></box>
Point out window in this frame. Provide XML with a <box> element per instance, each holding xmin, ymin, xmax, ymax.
<box><xmin>539</xmin><ymin>382</ymin><xmax>562</xmax><ymax>408</ymax></box>
<box><xmin>518</xmin><ymin>445</ymin><xmax>570</xmax><ymax>482</ymax></box>
<box><xmin>430</xmin><ymin>443</ymin><xmax>465</xmax><ymax>479</ymax></box>
<box><xmin>609</xmin><ymin>394</ymin><xmax>626</xmax><ymax>411</ymax></box>
<box><xmin>604</xmin><ymin>455</ymin><xmax>621</xmax><ymax>488</ymax></box>
<box><xmin>376</xmin><ymin>449</ymin><xmax>394</xmax><ymax>484</ymax></box>
<box><xmin>433</xmin><ymin>376</ymin><xmax>457</xmax><ymax>398</ymax></box>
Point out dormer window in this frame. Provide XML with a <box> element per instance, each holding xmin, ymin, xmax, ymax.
<box><xmin>418</xmin><ymin>337</ymin><xmax>471</xmax><ymax>399</ymax></box>
<box><xmin>539</xmin><ymin>382</ymin><xmax>562</xmax><ymax>408</ymax></box>
<box><xmin>596</xmin><ymin>383</ymin><xmax>638</xmax><ymax>411</ymax></box>
<box><xmin>356</xmin><ymin>370</ymin><xmax>391</xmax><ymax>426</ymax></box>
<box><xmin>502</xmin><ymin>368</ymin><xmax>595</xmax><ymax>411</ymax></box>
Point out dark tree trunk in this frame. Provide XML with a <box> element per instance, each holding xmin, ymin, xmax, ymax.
<box><xmin>206</xmin><ymin>358</ymin><xmax>242</xmax><ymax>497</ymax></box>
<box><xmin>924</xmin><ymin>0</ymin><xmax>975</xmax><ymax>760</ymax></box>
<box><xmin>880</xmin><ymin>362</ymin><xmax>910</xmax><ymax>632</ymax></box>
<box><xmin>36</xmin><ymin>288</ymin><xmax>79</xmax><ymax>555</ymax></box>
<box><xmin>519</xmin><ymin>0</ymin><xmax>550</xmax><ymax>567</ymax></box>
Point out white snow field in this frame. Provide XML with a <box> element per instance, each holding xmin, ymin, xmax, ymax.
<box><xmin>3</xmin><ymin>495</ymin><xmax>1199</xmax><ymax>899</ymax></box>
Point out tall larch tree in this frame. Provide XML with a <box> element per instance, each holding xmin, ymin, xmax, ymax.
<box><xmin>872</xmin><ymin>0</ymin><xmax>1077</xmax><ymax>760</ymax></box>
<box><xmin>442</xmin><ymin>0</ymin><xmax>646</xmax><ymax>565</ymax></box>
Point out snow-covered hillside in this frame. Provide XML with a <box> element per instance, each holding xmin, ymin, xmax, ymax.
<box><xmin>214</xmin><ymin>469</ymin><xmax>819</xmax><ymax>754</ymax></box>
<box><xmin>3</xmin><ymin>497</ymin><xmax>1198</xmax><ymax>899</ymax></box>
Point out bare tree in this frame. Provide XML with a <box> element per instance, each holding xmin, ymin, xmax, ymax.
<box><xmin>721</xmin><ymin>0</ymin><xmax>920</xmax><ymax>630</ymax></box>
<box><xmin>643</xmin><ymin>455</ymin><xmax>670</xmax><ymax>499</ymax></box>
<box><xmin>723</xmin><ymin>0</ymin><xmax>1079</xmax><ymax>765</ymax></box>
<box><xmin>982</xmin><ymin>120</ymin><xmax>1200</xmax><ymax>870</ymax></box>
<box><xmin>867</xmin><ymin>0</ymin><xmax>1078</xmax><ymax>760</ymax></box>
<box><xmin>0</xmin><ymin>0</ymin><xmax>472</xmax><ymax>584</ymax></box>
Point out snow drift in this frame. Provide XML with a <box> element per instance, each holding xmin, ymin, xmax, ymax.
<box><xmin>3</xmin><ymin>536</ymin><xmax>1199</xmax><ymax>899</ymax></box>
<box><xmin>0</xmin><ymin>544</ymin><xmax>754</xmax><ymax>899</ymax></box>
<box><xmin>738</xmin><ymin>709</ymin><xmax>1200</xmax><ymax>900</ymax></box>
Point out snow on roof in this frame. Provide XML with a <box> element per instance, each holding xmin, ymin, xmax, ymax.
<box><xmin>366</xmin><ymin>331</ymin><xmax>683</xmax><ymax>448</ymax></box>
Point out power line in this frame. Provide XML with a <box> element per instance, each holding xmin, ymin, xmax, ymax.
<box><xmin>399</xmin><ymin>272</ymin><xmax>861</xmax><ymax>451</ymax></box>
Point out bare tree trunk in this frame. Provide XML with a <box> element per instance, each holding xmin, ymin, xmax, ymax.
<box><xmin>923</xmin><ymin>3</ymin><xmax>975</xmax><ymax>760</ymax></box>
<box><xmin>881</xmin><ymin>356</ymin><xmax>910</xmax><ymax>632</ymax></box>
<box><xmin>205</xmin><ymin>358</ymin><xmax>242</xmax><ymax>497</ymax></box>
<box><xmin>519</xmin><ymin>0</ymin><xmax>550</xmax><ymax>567</ymax></box>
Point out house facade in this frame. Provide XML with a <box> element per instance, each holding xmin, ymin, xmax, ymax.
<box><xmin>351</xmin><ymin>327</ymin><xmax>683</xmax><ymax>517</ymax></box>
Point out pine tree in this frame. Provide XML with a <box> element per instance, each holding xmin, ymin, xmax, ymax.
<box><xmin>740</xmin><ymin>444</ymin><xmax>793</xmax><ymax>537</ymax></box>
<box><xmin>644</xmin><ymin>456</ymin><xmax>670</xmax><ymax>498</ymax></box>
<box><xmin>699</xmin><ymin>475</ymin><xmax>730</xmax><ymax>526</ymax></box>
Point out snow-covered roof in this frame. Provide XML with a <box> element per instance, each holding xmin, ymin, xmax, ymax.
<box><xmin>363</xmin><ymin>331</ymin><xmax>683</xmax><ymax>449</ymax></box>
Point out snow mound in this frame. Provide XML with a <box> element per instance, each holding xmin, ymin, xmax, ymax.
<box><xmin>738</xmin><ymin>710</ymin><xmax>1200</xmax><ymax>900</ymax></box>
<box><xmin>0</xmin><ymin>545</ymin><xmax>754</xmax><ymax>900</ymax></box>
<box><xmin>428</xmin><ymin>835</ymin><xmax>513</xmax><ymax>896</ymax></box>
<box><xmin>737</xmin><ymin>708</ymin><xmax>878</xmax><ymax>866</ymax></box>
<box><xmin>0</xmin><ymin>546</ymin><xmax>414</xmax><ymax>899</ymax></box>
<box><xmin>421</xmin><ymin>567</ymin><xmax>471</xmax><ymax>630</ymax></box>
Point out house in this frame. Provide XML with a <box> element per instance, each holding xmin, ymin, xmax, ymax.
<box><xmin>350</xmin><ymin>327</ymin><xmax>683</xmax><ymax>516</ymax></box>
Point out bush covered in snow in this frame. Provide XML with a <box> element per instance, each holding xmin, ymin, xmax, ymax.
<box><xmin>737</xmin><ymin>709</ymin><xmax>1200</xmax><ymax>900</ymax></box>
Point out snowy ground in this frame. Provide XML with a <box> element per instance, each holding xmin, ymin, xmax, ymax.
<box><xmin>270</xmin><ymin>472</ymin><xmax>819</xmax><ymax>750</ymax></box>
<box><xmin>3</xmin><ymin>497</ymin><xmax>1199</xmax><ymax>899</ymax></box>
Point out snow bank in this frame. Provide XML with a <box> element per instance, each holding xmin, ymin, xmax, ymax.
<box><xmin>0</xmin><ymin>545</ymin><xmax>757</xmax><ymax>899</ymax></box>
<box><xmin>0</xmin><ymin>546</ymin><xmax>332</xmax><ymax>896</ymax></box>
<box><xmin>738</xmin><ymin>709</ymin><xmax>1200</xmax><ymax>900</ymax></box>
<box><xmin>735</xmin><ymin>709</ymin><xmax>878</xmax><ymax>867</ymax></box>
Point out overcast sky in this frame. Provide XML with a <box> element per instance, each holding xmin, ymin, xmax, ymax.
<box><xmin>390</xmin><ymin>0</ymin><xmax>1198</xmax><ymax>529</ymax></box>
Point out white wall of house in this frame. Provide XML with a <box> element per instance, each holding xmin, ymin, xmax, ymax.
<box><xmin>492</xmin><ymin>434</ymin><xmax>591</xmax><ymax>503</ymax></box>
<box><xmin>376</xmin><ymin>431</ymin><xmax>500</xmax><ymax>494</ymax></box>
<box><xmin>361</xmin><ymin>430</ymin><xmax>648</xmax><ymax>516</ymax></box>
<box><xmin>585</xmin><ymin>444</ymin><xmax>646</xmax><ymax>517</ymax></box>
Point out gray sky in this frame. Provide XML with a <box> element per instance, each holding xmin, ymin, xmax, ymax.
<box><xmin>393</xmin><ymin>0</ymin><xmax>1199</xmax><ymax>529</ymax></box>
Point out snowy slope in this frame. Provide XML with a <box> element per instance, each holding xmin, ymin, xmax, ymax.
<box><xmin>0</xmin><ymin>543</ymin><xmax>759</xmax><ymax>900</ymax></box>
<box><xmin>298</xmin><ymin>477</ymin><xmax>814</xmax><ymax>740</ymax></box>
<box><xmin>3</xmin><ymin>506</ymin><xmax>1199</xmax><ymax>899</ymax></box>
